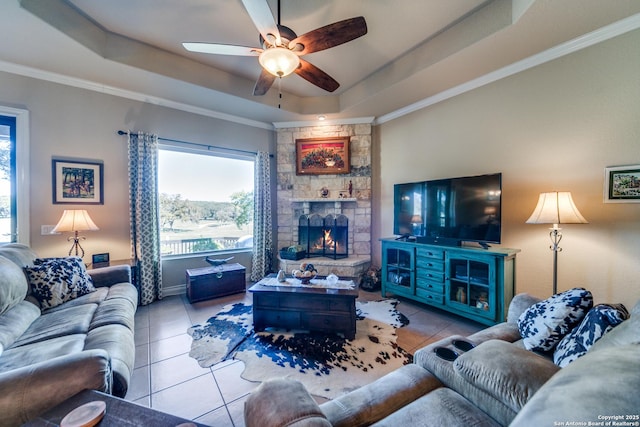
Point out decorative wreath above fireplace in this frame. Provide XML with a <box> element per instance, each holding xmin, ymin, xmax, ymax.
<box><xmin>296</xmin><ymin>137</ymin><xmax>350</xmax><ymax>175</ymax></box>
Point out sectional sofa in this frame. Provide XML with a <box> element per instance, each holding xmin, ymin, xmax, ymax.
<box><xmin>245</xmin><ymin>290</ymin><xmax>640</xmax><ymax>426</ymax></box>
<box><xmin>0</xmin><ymin>244</ymin><xmax>137</xmax><ymax>426</ymax></box>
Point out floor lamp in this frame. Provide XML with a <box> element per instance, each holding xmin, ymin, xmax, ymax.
<box><xmin>52</xmin><ymin>209</ymin><xmax>100</xmax><ymax>258</ymax></box>
<box><xmin>526</xmin><ymin>192</ymin><xmax>588</xmax><ymax>295</ymax></box>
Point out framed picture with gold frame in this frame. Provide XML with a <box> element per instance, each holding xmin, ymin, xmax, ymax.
<box><xmin>295</xmin><ymin>137</ymin><xmax>350</xmax><ymax>175</ymax></box>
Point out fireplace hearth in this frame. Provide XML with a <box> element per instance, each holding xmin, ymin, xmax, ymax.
<box><xmin>298</xmin><ymin>213</ymin><xmax>348</xmax><ymax>259</ymax></box>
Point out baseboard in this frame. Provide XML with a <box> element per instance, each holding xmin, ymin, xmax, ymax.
<box><xmin>163</xmin><ymin>284</ymin><xmax>186</xmax><ymax>297</ymax></box>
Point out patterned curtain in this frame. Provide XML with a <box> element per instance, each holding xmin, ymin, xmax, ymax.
<box><xmin>250</xmin><ymin>151</ymin><xmax>273</xmax><ymax>281</ymax></box>
<box><xmin>128</xmin><ymin>131</ymin><xmax>162</xmax><ymax>305</ymax></box>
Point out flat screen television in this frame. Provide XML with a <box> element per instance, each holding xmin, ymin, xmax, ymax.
<box><xmin>393</xmin><ymin>173</ymin><xmax>502</xmax><ymax>248</ymax></box>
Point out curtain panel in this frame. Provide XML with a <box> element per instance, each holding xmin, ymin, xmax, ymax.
<box><xmin>251</xmin><ymin>151</ymin><xmax>273</xmax><ymax>281</ymax></box>
<box><xmin>128</xmin><ymin>131</ymin><xmax>163</xmax><ymax>305</ymax></box>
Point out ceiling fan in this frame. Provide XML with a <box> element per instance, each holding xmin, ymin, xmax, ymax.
<box><xmin>183</xmin><ymin>0</ymin><xmax>367</xmax><ymax>96</ymax></box>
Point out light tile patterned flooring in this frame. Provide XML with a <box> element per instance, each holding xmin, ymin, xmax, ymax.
<box><xmin>125</xmin><ymin>288</ymin><xmax>483</xmax><ymax>426</ymax></box>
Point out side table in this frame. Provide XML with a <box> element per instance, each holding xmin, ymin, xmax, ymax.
<box><xmin>24</xmin><ymin>389</ymin><xmax>206</xmax><ymax>426</ymax></box>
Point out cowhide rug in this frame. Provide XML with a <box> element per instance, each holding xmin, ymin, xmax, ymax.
<box><xmin>187</xmin><ymin>299</ymin><xmax>412</xmax><ymax>399</ymax></box>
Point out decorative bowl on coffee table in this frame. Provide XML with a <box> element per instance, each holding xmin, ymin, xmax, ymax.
<box><xmin>298</xmin><ymin>275</ymin><xmax>316</xmax><ymax>284</ymax></box>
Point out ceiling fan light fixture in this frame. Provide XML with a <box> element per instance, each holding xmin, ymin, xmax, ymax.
<box><xmin>259</xmin><ymin>47</ymin><xmax>300</xmax><ymax>77</ymax></box>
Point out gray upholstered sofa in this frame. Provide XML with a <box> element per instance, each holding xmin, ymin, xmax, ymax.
<box><xmin>244</xmin><ymin>293</ymin><xmax>640</xmax><ymax>426</ymax></box>
<box><xmin>0</xmin><ymin>244</ymin><xmax>137</xmax><ymax>426</ymax></box>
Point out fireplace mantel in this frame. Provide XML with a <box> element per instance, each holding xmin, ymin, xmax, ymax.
<box><xmin>291</xmin><ymin>198</ymin><xmax>357</xmax><ymax>214</ymax></box>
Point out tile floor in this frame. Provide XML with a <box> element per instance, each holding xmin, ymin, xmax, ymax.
<box><xmin>125</xmin><ymin>288</ymin><xmax>483</xmax><ymax>426</ymax></box>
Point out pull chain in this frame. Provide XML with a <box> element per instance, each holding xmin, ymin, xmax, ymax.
<box><xmin>277</xmin><ymin>0</ymin><xmax>283</xmax><ymax>109</ymax></box>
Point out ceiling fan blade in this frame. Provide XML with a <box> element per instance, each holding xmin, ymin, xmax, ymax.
<box><xmin>288</xmin><ymin>16</ymin><xmax>367</xmax><ymax>55</ymax></box>
<box><xmin>241</xmin><ymin>0</ymin><xmax>281</xmax><ymax>46</ymax></box>
<box><xmin>253</xmin><ymin>68</ymin><xmax>277</xmax><ymax>96</ymax></box>
<box><xmin>183</xmin><ymin>42</ymin><xmax>261</xmax><ymax>56</ymax></box>
<box><xmin>295</xmin><ymin>58</ymin><xmax>339</xmax><ymax>92</ymax></box>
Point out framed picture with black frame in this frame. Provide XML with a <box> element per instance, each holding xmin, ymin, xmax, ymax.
<box><xmin>52</xmin><ymin>159</ymin><xmax>104</xmax><ymax>204</ymax></box>
<box><xmin>604</xmin><ymin>165</ymin><xmax>640</xmax><ymax>203</ymax></box>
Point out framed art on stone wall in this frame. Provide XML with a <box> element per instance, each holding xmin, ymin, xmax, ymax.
<box><xmin>52</xmin><ymin>159</ymin><xmax>104</xmax><ymax>204</ymax></box>
<box><xmin>603</xmin><ymin>165</ymin><xmax>640</xmax><ymax>203</ymax></box>
<box><xmin>296</xmin><ymin>137</ymin><xmax>350</xmax><ymax>175</ymax></box>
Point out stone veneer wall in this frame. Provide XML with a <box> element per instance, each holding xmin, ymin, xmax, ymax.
<box><xmin>276</xmin><ymin>123</ymin><xmax>372</xmax><ymax>258</ymax></box>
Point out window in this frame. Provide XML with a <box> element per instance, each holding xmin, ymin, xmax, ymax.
<box><xmin>0</xmin><ymin>115</ymin><xmax>16</xmax><ymax>243</ymax></box>
<box><xmin>158</xmin><ymin>147</ymin><xmax>254</xmax><ymax>257</ymax></box>
<box><xmin>0</xmin><ymin>107</ymin><xmax>28</xmax><ymax>245</ymax></box>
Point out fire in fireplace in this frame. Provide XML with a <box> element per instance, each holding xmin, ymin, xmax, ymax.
<box><xmin>298</xmin><ymin>213</ymin><xmax>348</xmax><ymax>259</ymax></box>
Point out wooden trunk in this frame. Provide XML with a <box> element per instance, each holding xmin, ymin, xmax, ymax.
<box><xmin>186</xmin><ymin>263</ymin><xmax>246</xmax><ymax>303</ymax></box>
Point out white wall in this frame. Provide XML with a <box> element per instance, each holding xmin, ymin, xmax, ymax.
<box><xmin>374</xmin><ymin>29</ymin><xmax>640</xmax><ymax>304</ymax></box>
<box><xmin>0</xmin><ymin>71</ymin><xmax>275</xmax><ymax>285</ymax></box>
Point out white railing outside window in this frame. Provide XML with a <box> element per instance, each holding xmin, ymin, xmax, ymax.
<box><xmin>158</xmin><ymin>147</ymin><xmax>254</xmax><ymax>258</ymax></box>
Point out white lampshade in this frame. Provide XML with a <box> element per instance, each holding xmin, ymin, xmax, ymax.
<box><xmin>526</xmin><ymin>192</ymin><xmax>588</xmax><ymax>225</ymax></box>
<box><xmin>259</xmin><ymin>47</ymin><xmax>300</xmax><ymax>77</ymax></box>
<box><xmin>52</xmin><ymin>209</ymin><xmax>99</xmax><ymax>233</ymax></box>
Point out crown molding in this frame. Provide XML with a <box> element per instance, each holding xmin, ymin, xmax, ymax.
<box><xmin>272</xmin><ymin>116</ymin><xmax>375</xmax><ymax>129</ymax></box>
<box><xmin>0</xmin><ymin>60</ymin><xmax>273</xmax><ymax>131</ymax></box>
<box><xmin>376</xmin><ymin>12</ymin><xmax>640</xmax><ymax>125</ymax></box>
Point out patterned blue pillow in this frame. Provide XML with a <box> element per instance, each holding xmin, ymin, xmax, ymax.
<box><xmin>518</xmin><ymin>288</ymin><xmax>593</xmax><ymax>352</ymax></box>
<box><xmin>25</xmin><ymin>257</ymin><xmax>96</xmax><ymax>309</ymax></box>
<box><xmin>553</xmin><ymin>303</ymin><xmax>629</xmax><ymax>367</ymax></box>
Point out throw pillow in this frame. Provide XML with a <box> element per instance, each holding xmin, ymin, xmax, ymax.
<box><xmin>553</xmin><ymin>303</ymin><xmax>629</xmax><ymax>367</ymax></box>
<box><xmin>518</xmin><ymin>287</ymin><xmax>593</xmax><ymax>352</ymax></box>
<box><xmin>24</xmin><ymin>257</ymin><xmax>96</xmax><ymax>309</ymax></box>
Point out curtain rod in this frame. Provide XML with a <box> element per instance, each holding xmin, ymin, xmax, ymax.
<box><xmin>117</xmin><ymin>130</ymin><xmax>273</xmax><ymax>158</ymax></box>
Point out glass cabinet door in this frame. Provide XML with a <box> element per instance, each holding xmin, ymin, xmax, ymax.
<box><xmin>447</xmin><ymin>255</ymin><xmax>496</xmax><ymax>319</ymax></box>
<box><xmin>386</xmin><ymin>247</ymin><xmax>412</xmax><ymax>288</ymax></box>
<box><xmin>382</xmin><ymin>243</ymin><xmax>415</xmax><ymax>297</ymax></box>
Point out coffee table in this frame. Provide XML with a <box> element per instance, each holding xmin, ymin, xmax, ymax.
<box><xmin>249</xmin><ymin>276</ymin><xmax>359</xmax><ymax>339</ymax></box>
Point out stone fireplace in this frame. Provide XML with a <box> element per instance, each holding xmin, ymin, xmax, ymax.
<box><xmin>276</xmin><ymin>122</ymin><xmax>373</xmax><ymax>278</ymax></box>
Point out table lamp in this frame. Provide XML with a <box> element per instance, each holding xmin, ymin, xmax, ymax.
<box><xmin>526</xmin><ymin>192</ymin><xmax>587</xmax><ymax>295</ymax></box>
<box><xmin>52</xmin><ymin>209</ymin><xmax>99</xmax><ymax>257</ymax></box>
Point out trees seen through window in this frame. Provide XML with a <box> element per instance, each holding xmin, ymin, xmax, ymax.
<box><xmin>158</xmin><ymin>148</ymin><xmax>254</xmax><ymax>256</ymax></box>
